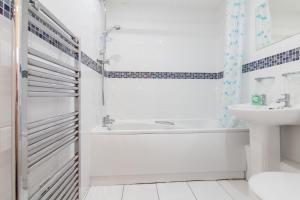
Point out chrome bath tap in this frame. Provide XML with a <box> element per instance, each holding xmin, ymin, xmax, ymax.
<box><xmin>102</xmin><ymin>115</ymin><xmax>115</xmax><ymax>128</ymax></box>
<box><xmin>276</xmin><ymin>93</ymin><xmax>290</xmax><ymax>108</ymax></box>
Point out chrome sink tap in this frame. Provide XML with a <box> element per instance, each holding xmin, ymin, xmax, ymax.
<box><xmin>102</xmin><ymin>115</ymin><xmax>115</xmax><ymax>128</ymax></box>
<box><xmin>276</xmin><ymin>94</ymin><xmax>290</xmax><ymax>108</ymax></box>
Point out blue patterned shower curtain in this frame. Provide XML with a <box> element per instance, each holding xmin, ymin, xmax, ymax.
<box><xmin>219</xmin><ymin>0</ymin><xmax>246</xmax><ymax>128</ymax></box>
<box><xmin>256</xmin><ymin>0</ymin><xmax>272</xmax><ymax>49</ymax></box>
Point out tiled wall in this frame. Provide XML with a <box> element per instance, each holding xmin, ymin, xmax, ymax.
<box><xmin>103</xmin><ymin>1</ymin><xmax>226</xmax><ymax>119</ymax></box>
<box><xmin>0</xmin><ymin>0</ymin><xmax>13</xmax><ymax>19</ymax></box>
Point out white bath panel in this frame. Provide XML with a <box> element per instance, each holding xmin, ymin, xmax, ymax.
<box><xmin>123</xmin><ymin>184</ymin><xmax>159</xmax><ymax>200</ymax></box>
<box><xmin>157</xmin><ymin>182</ymin><xmax>196</xmax><ymax>200</ymax></box>
<box><xmin>188</xmin><ymin>181</ymin><xmax>232</xmax><ymax>200</ymax></box>
<box><xmin>218</xmin><ymin>180</ymin><xmax>253</xmax><ymax>200</ymax></box>
<box><xmin>85</xmin><ymin>186</ymin><xmax>123</xmax><ymax>200</ymax></box>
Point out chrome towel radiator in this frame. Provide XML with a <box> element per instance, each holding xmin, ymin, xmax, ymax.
<box><xmin>13</xmin><ymin>0</ymin><xmax>81</xmax><ymax>199</ymax></box>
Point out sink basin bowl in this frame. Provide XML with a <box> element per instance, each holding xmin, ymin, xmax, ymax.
<box><xmin>229</xmin><ymin>104</ymin><xmax>300</xmax><ymax>126</ymax></box>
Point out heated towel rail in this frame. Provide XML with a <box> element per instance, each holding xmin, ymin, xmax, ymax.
<box><xmin>13</xmin><ymin>0</ymin><xmax>81</xmax><ymax>199</ymax></box>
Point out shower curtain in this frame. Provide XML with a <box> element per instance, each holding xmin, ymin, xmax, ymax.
<box><xmin>255</xmin><ymin>0</ymin><xmax>272</xmax><ymax>49</ymax></box>
<box><xmin>219</xmin><ymin>0</ymin><xmax>246</xmax><ymax>128</ymax></box>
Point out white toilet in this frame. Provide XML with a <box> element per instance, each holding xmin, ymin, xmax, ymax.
<box><xmin>249</xmin><ymin>172</ymin><xmax>300</xmax><ymax>200</ymax></box>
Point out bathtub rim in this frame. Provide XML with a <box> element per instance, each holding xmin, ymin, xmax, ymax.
<box><xmin>91</xmin><ymin>125</ymin><xmax>249</xmax><ymax>135</ymax></box>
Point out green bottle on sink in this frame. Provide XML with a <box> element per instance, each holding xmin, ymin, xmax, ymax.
<box><xmin>251</xmin><ymin>94</ymin><xmax>266</xmax><ymax>106</ymax></box>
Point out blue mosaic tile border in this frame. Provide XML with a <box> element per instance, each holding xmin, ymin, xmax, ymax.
<box><xmin>0</xmin><ymin>0</ymin><xmax>13</xmax><ymax>20</ymax></box>
<box><xmin>242</xmin><ymin>47</ymin><xmax>300</xmax><ymax>73</ymax></box>
<box><xmin>81</xmin><ymin>52</ymin><xmax>102</xmax><ymax>73</ymax></box>
<box><xmin>105</xmin><ymin>71</ymin><xmax>224</xmax><ymax>79</ymax></box>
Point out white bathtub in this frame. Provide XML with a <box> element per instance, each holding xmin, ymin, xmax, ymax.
<box><xmin>90</xmin><ymin>119</ymin><xmax>249</xmax><ymax>185</ymax></box>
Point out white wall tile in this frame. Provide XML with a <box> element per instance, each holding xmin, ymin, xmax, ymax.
<box><xmin>104</xmin><ymin>2</ymin><xmax>226</xmax><ymax>120</ymax></box>
<box><xmin>0</xmin><ymin>127</ymin><xmax>11</xmax><ymax>153</ymax></box>
<box><xmin>106</xmin><ymin>3</ymin><xmax>225</xmax><ymax>72</ymax></box>
<box><xmin>80</xmin><ymin>65</ymin><xmax>104</xmax><ymax>196</ymax></box>
<box><xmin>106</xmin><ymin>79</ymin><xmax>219</xmax><ymax>120</ymax></box>
<box><xmin>0</xmin><ymin>17</ymin><xmax>12</xmax><ymax>128</ymax></box>
<box><xmin>0</xmin><ymin>126</ymin><xmax>12</xmax><ymax>200</ymax></box>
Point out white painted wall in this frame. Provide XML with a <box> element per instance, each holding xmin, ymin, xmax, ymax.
<box><xmin>0</xmin><ymin>0</ymin><xmax>105</xmax><ymax>199</ymax></box>
<box><xmin>243</xmin><ymin>0</ymin><xmax>300</xmax><ymax>164</ymax></box>
<box><xmin>0</xmin><ymin>15</ymin><xmax>13</xmax><ymax>200</ymax></box>
<box><xmin>105</xmin><ymin>1</ymin><xmax>225</xmax><ymax>120</ymax></box>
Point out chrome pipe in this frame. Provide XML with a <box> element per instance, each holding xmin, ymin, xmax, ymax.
<box><xmin>28</xmin><ymin>117</ymin><xmax>78</xmax><ymax>135</ymax></box>
<box><xmin>57</xmin><ymin>177</ymin><xmax>79</xmax><ymax>200</ymax></box>
<box><xmin>28</xmin><ymin>15</ymin><xmax>79</xmax><ymax>52</ymax></box>
<box><xmin>48</xmin><ymin>174</ymin><xmax>78</xmax><ymax>200</ymax></box>
<box><xmin>29</xmin><ymin>156</ymin><xmax>78</xmax><ymax>200</ymax></box>
<box><xmin>56</xmin><ymin>178</ymin><xmax>79</xmax><ymax>200</ymax></box>
<box><xmin>29</xmin><ymin>81</ymin><xmax>79</xmax><ymax>90</ymax></box>
<box><xmin>28</xmin><ymin>69</ymin><xmax>78</xmax><ymax>84</ymax></box>
<box><xmin>71</xmin><ymin>193</ymin><xmax>79</xmax><ymax>200</ymax></box>
<box><xmin>28</xmin><ymin>76</ymin><xmax>77</xmax><ymax>87</ymax></box>
<box><xmin>39</xmin><ymin>168</ymin><xmax>78</xmax><ymax>200</ymax></box>
<box><xmin>28</xmin><ymin>87</ymin><xmax>78</xmax><ymax>93</ymax></box>
<box><xmin>28</xmin><ymin>131</ymin><xmax>78</xmax><ymax>155</ymax></box>
<box><xmin>28</xmin><ymin>48</ymin><xmax>78</xmax><ymax>72</ymax></box>
<box><xmin>28</xmin><ymin>137</ymin><xmax>78</xmax><ymax>169</ymax></box>
<box><xmin>28</xmin><ymin>124</ymin><xmax>78</xmax><ymax>145</ymax></box>
<box><xmin>65</xmin><ymin>184</ymin><xmax>78</xmax><ymax>200</ymax></box>
<box><xmin>13</xmin><ymin>0</ymin><xmax>29</xmax><ymax>199</ymax></box>
<box><xmin>28</xmin><ymin>92</ymin><xmax>79</xmax><ymax>97</ymax></box>
<box><xmin>29</xmin><ymin>0</ymin><xmax>78</xmax><ymax>42</ymax></box>
<box><xmin>28</xmin><ymin>134</ymin><xmax>77</xmax><ymax>163</ymax></box>
<box><xmin>28</xmin><ymin>112</ymin><xmax>78</xmax><ymax>129</ymax></box>
<box><xmin>28</xmin><ymin>5</ymin><xmax>78</xmax><ymax>48</ymax></box>
<box><xmin>28</xmin><ymin>58</ymin><xmax>78</xmax><ymax>78</ymax></box>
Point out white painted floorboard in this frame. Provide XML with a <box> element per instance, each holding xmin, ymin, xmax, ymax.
<box><xmin>85</xmin><ymin>185</ymin><xmax>124</xmax><ymax>200</ymax></box>
<box><xmin>157</xmin><ymin>182</ymin><xmax>196</xmax><ymax>200</ymax></box>
<box><xmin>188</xmin><ymin>181</ymin><xmax>232</xmax><ymax>200</ymax></box>
<box><xmin>123</xmin><ymin>184</ymin><xmax>159</xmax><ymax>200</ymax></box>
<box><xmin>85</xmin><ymin>181</ymin><xmax>253</xmax><ymax>200</ymax></box>
<box><xmin>219</xmin><ymin>180</ymin><xmax>253</xmax><ymax>200</ymax></box>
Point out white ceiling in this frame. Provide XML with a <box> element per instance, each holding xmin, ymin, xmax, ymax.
<box><xmin>107</xmin><ymin>0</ymin><xmax>224</xmax><ymax>9</ymax></box>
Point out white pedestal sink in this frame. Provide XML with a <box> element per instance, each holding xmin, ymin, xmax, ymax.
<box><xmin>229</xmin><ymin>104</ymin><xmax>300</xmax><ymax>177</ymax></box>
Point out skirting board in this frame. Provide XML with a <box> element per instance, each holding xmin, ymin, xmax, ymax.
<box><xmin>280</xmin><ymin>158</ymin><xmax>300</xmax><ymax>173</ymax></box>
<box><xmin>90</xmin><ymin>171</ymin><xmax>245</xmax><ymax>186</ymax></box>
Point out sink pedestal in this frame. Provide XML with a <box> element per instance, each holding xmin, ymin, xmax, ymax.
<box><xmin>248</xmin><ymin>124</ymin><xmax>280</xmax><ymax>177</ymax></box>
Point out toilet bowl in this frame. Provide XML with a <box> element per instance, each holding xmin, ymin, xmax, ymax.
<box><xmin>249</xmin><ymin>172</ymin><xmax>300</xmax><ymax>200</ymax></box>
